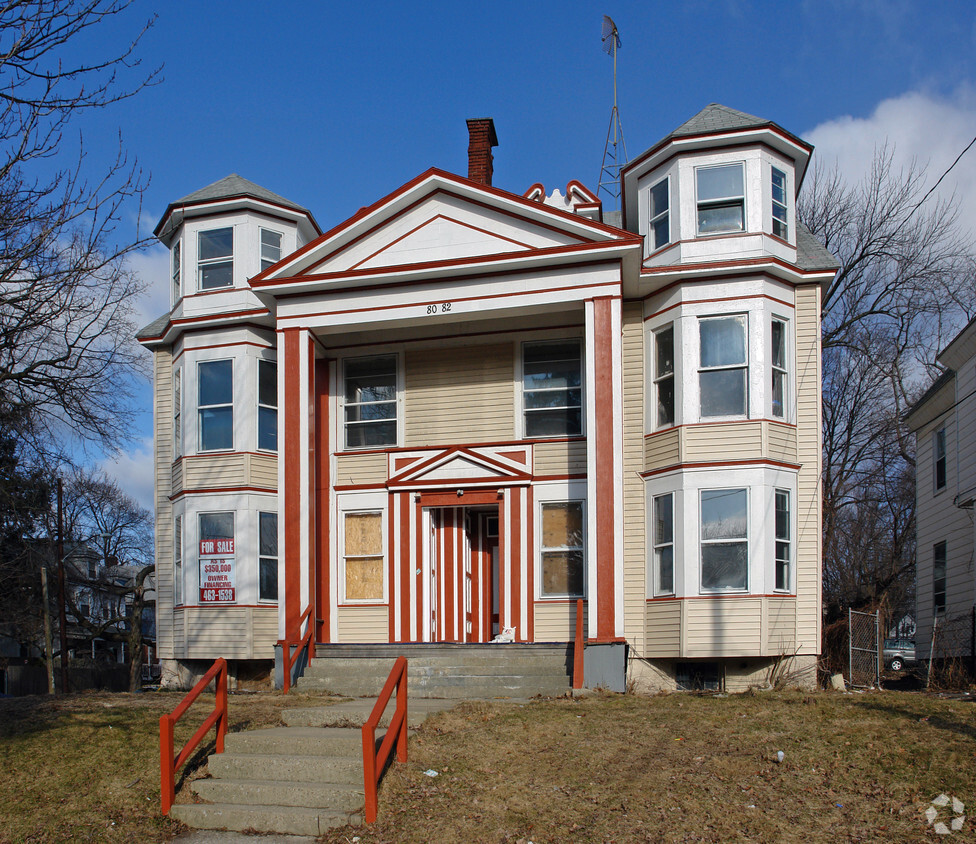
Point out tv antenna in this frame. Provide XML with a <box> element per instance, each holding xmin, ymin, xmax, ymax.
<box><xmin>598</xmin><ymin>15</ymin><xmax>627</xmax><ymax>209</ymax></box>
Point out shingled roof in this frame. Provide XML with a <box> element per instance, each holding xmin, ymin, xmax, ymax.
<box><xmin>795</xmin><ymin>222</ymin><xmax>840</xmax><ymax>272</ymax></box>
<box><xmin>175</xmin><ymin>174</ymin><xmax>308</xmax><ymax>213</ymax></box>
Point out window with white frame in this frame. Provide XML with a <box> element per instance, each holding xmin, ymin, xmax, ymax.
<box><xmin>174</xmin><ymin>515</ymin><xmax>183</xmax><ymax>606</ymax></box>
<box><xmin>540</xmin><ymin>501</ymin><xmax>584</xmax><ymax>598</ymax></box>
<box><xmin>700</xmin><ymin>488</ymin><xmax>748</xmax><ymax>591</ymax></box>
<box><xmin>654</xmin><ymin>324</ymin><xmax>675</xmax><ymax>428</ymax></box>
<box><xmin>342</xmin><ymin>511</ymin><xmax>384</xmax><ymax>601</ymax></box>
<box><xmin>774</xmin><ymin>489</ymin><xmax>790</xmax><ymax>591</ymax></box>
<box><xmin>934</xmin><ymin>428</ymin><xmax>947</xmax><ymax>492</ymax></box>
<box><xmin>653</xmin><ymin>493</ymin><xmax>674</xmax><ymax>595</ymax></box>
<box><xmin>343</xmin><ymin>355</ymin><xmax>397</xmax><ymax>449</ymax></box>
<box><xmin>198</xmin><ymin>227</ymin><xmax>233</xmax><ymax>290</ymax></box>
<box><xmin>523</xmin><ymin>340</ymin><xmax>582</xmax><ymax>438</ymax></box>
<box><xmin>933</xmin><ymin>540</ymin><xmax>947</xmax><ymax>613</ymax></box>
<box><xmin>771</xmin><ymin>167</ymin><xmax>788</xmax><ymax>239</ymax></box>
<box><xmin>172</xmin><ymin>239</ymin><xmax>181</xmax><ymax>302</ymax></box>
<box><xmin>648</xmin><ymin>177</ymin><xmax>670</xmax><ymax>250</ymax></box>
<box><xmin>699</xmin><ymin>315</ymin><xmax>748</xmax><ymax>418</ymax></box>
<box><xmin>259</xmin><ymin>512</ymin><xmax>277</xmax><ymax>601</ymax></box>
<box><xmin>260</xmin><ymin>228</ymin><xmax>282</xmax><ymax>271</ymax></box>
<box><xmin>198</xmin><ymin>360</ymin><xmax>233</xmax><ymax>451</ymax></box>
<box><xmin>258</xmin><ymin>360</ymin><xmax>277</xmax><ymax>451</ymax></box>
<box><xmin>696</xmin><ymin>163</ymin><xmax>744</xmax><ymax>235</ymax></box>
<box><xmin>771</xmin><ymin>319</ymin><xmax>787</xmax><ymax>419</ymax></box>
<box><xmin>173</xmin><ymin>367</ymin><xmax>182</xmax><ymax>458</ymax></box>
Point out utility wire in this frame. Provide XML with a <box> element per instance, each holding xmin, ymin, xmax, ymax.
<box><xmin>904</xmin><ymin>132</ymin><xmax>976</xmax><ymax>224</ymax></box>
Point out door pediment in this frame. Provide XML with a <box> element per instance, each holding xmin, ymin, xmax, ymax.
<box><xmin>388</xmin><ymin>445</ymin><xmax>531</xmax><ymax>488</ymax></box>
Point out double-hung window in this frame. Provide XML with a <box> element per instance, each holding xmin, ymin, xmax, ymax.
<box><xmin>648</xmin><ymin>177</ymin><xmax>670</xmax><ymax>250</ymax></box>
<box><xmin>771</xmin><ymin>167</ymin><xmax>788</xmax><ymax>239</ymax></box>
<box><xmin>540</xmin><ymin>501</ymin><xmax>584</xmax><ymax>598</ymax></box>
<box><xmin>771</xmin><ymin>319</ymin><xmax>787</xmax><ymax>419</ymax></box>
<box><xmin>699</xmin><ymin>315</ymin><xmax>748</xmax><ymax>418</ymax></box>
<box><xmin>257</xmin><ymin>360</ymin><xmax>277</xmax><ymax>451</ymax></box>
<box><xmin>260</xmin><ymin>228</ymin><xmax>282</xmax><ymax>271</ymax></box>
<box><xmin>344</xmin><ymin>355</ymin><xmax>397</xmax><ymax>449</ymax></box>
<box><xmin>259</xmin><ymin>512</ymin><xmax>278</xmax><ymax>601</ymax></box>
<box><xmin>934</xmin><ymin>428</ymin><xmax>947</xmax><ymax>492</ymax></box>
<box><xmin>198</xmin><ymin>360</ymin><xmax>233</xmax><ymax>451</ymax></box>
<box><xmin>174</xmin><ymin>515</ymin><xmax>183</xmax><ymax>606</ymax></box>
<box><xmin>343</xmin><ymin>512</ymin><xmax>384</xmax><ymax>601</ymax></box>
<box><xmin>198</xmin><ymin>227</ymin><xmax>233</xmax><ymax>290</ymax></box>
<box><xmin>653</xmin><ymin>493</ymin><xmax>674</xmax><ymax>595</ymax></box>
<box><xmin>654</xmin><ymin>325</ymin><xmax>675</xmax><ymax>428</ymax></box>
<box><xmin>774</xmin><ymin>490</ymin><xmax>790</xmax><ymax>591</ymax></box>
<box><xmin>173</xmin><ymin>367</ymin><xmax>182</xmax><ymax>458</ymax></box>
<box><xmin>172</xmin><ymin>240</ymin><xmax>181</xmax><ymax>302</ymax></box>
<box><xmin>933</xmin><ymin>541</ymin><xmax>947</xmax><ymax>613</ymax></box>
<box><xmin>523</xmin><ymin>340</ymin><xmax>582</xmax><ymax>437</ymax></box>
<box><xmin>700</xmin><ymin>488</ymin><xmax>748</xmax><ymax>591</ymax></box>
<box><xmin>696</xmin><ymin>163</ymin><xmax>744</xmax><ymax>235</ymax></box>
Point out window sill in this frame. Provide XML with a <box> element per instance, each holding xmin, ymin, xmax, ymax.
<box><xmin>536</xmin><ymin>595</ymin><xmax>586</xmax><ymax>602</ymax></box>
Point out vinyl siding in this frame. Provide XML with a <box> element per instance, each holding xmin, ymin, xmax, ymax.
<box><xmin>335</xmin><ymin>453</ymin><xmax>388</xmax><ymax>487</ymax></box>
<box><xmin>404</xmin><ymin>343</ymin><xmax>515</xmax><ymax>445</ymax></box>
<box><xmin>766</xmin><ymin>421</ymin><xmax>797</xmax><ymax>464</ymax></box>
<box><xmin>336</xmin><ymin>606</ymin><xmax>390</xmax><ymax>642</ymax></box>
<box><xmin>533</xmin><ymin>440</ymin><xmax>587</xmax><ymax>477</ymax></box>
<box><xmin>250</xmin><ymin>454</ymin><xmax>278</xmax><ymax>488</ymax></box>
<box><xmin>767</xmin><ymin>597</ymin><xmax>797</xmax><ymax>652</ymax></box>
<box><xmin>534</xmin><ymin>601</ymin><xmax>586</xmax><ymax>641</ymax></box>
<box><xmin>683</xmin><ymin>597</ymin><xmax>763</xmax><ymax>656</ymax></box>
<box><xmin>794</xmin><ymin>285</ymin><xmax>822</xmax><ymax>654</ymax></box>
<box><xmin>621</xmin><ymin>301</ymin><xmax>646</xmax><ymax>651</ymax></box>
<box><xmin>683</xmin><ymin>421</ymin><xmax>763</xmax><ymax>462</ymax></box>
<box><xmin>182</xmin><ymin>454</ymin><xmax>248</xmax><ymax>489</ymax></box>
<box><xmin>183</xmin><ymin>607</ymin><xmax>278</xmax><ymax>659</ymax></box>
<box><xmin>645</xmin><ymin>600</ymin><xmax>681</xmax><ymax>657</ymax></box>
<box><xmin>645</xmin><ymin>428</ymin><xmax>679</xmax><ymax>471</ymax></box>
<box><xmin>154</xmin><ymin>349</ymin><xmax>176</xmax><ymax>658</ymax></box>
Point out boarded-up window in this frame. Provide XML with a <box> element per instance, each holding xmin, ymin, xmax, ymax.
<box><xmin>540</xmin><ymin>501</ymin><xmax>584</xmax><ymax>597</ymax></box>
<box><xmin>344</xmin><ymin>512</ymin><xmax>384</xmax><ymax>601</ymax></box>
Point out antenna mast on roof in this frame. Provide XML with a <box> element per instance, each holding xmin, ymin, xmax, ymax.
<box><xmin>597</xmin><ymin>15</ymin><xmax>627</xmax><ymax>209</ymax></box>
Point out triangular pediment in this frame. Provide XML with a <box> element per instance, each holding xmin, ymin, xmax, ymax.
<box><xmin>253</xmin><ymin>169</ymin><xmax>638</xmax><ymax>289</ymax></box>
<box><xmin>388</xmin><ymin>445</ymin><xmax>532</xmax><ymax>488</ymax></box>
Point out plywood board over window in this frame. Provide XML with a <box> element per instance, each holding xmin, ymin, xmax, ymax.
<box><xmin>541</xmin><ymin>501</ymin><xmax>584</xmax><ymax>597</ymax></box>
<box><xmin>344</xmin><ymin>512</ymin><xmax>384</xmax><ymax>601</ymax></box>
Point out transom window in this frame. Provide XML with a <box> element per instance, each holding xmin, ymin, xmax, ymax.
<box><xmin>198</xmin><ymin>360</ymin><xmax>233</xmax><ymax>451</ymax></box>
<box><xmin>934</xmin><ymin>428</ymin><xmax>947</xmax><ymax>491</ymax></box>
<box><xmin>343</xmin><ymin>512</ymin><xmax>384</xmax><ymax>602</ymax></box>
<box><xmin>259</xmin><ymin>512</ymin><xmax>278</xmax><ymax>601</ymax></box>
<box><xmin>648</xmin><ymin>177</ymin><xmax>670</xmax><ymax>250</ymax></box>
<box><xmin>523</xmin><ymin>340</ymin><xmax>582</xmax><ymax>438</ymax></box>
<box><xmin>699</xmin><ymin>315</ymin><xmax>748</xmax><ymax>418</ymax></box>
<box><xmin>775</xmin><ymin>489</ymin><xmax>790</xmax><ymax>591</ymax></box>
<box><xmin>654</xmin><ymin>324</ymin><xmax>675</xmax><ymax>428</ymax></box>
<box><xmin>344</xmin><ymin>355</ymin><xmax>397</xmax><ymax>449</ymax></box>
<box><xmin>261</xmin><ymin>228</ymin><xmax>282</xmax><ymax>271</ymax></box>
<box><xmin>771</xmin><ymin>167</ymin><xmax>788</xmax><ymax>239</ymax></box>
<box><xmin>540</xmin><ymin>501</ymin><xmax>584</xmax><ymax>598</ymax></box>
<box><xmin>257</xmin><ymin>360</ymin><xmax>277</xmax><ymax>451</ymax></box>
<box><xmin>696</xmin><ymin>163</ymin><xmax>744</xmax><ymax>235</ymax></box>
<box><xmin>198</xmin><ymin>227</ymin><xmax>233</xmax><ymax>290</ymax></box>
<box><xmin>771</xmin><ymin>319</ymin><xmax>787</xmax><ymax>419</ymax></box>
<box><xmin>653</xmin><ymin>493</ymin><xmax>674</xmax><ymax>595</ymax></box>
<box><xmin>700</xmin><ymin>488</ymin><xmax>748</xmax><ymax>591</ymax></box>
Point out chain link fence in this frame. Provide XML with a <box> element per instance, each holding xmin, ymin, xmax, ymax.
<box><xmin>927</xmin><ymin>607</ymin><xmax>976</xmax><ymax>690</ymax></box>
<box><xmin>848</xmin><ymin>608</ymin><xmax>879</xmax><ymax>688</ymax></box>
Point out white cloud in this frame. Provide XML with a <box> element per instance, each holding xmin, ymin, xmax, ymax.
<box><xmin>128</xmin><ymin>242</ymin><xmax>170</xmax><ymax>330</ymax></box>
<box><xmin>804</xmin><ymin>86</ymin><xmax>976</xmax><ymax>241</ymax></box>
<box><xmin>101</xmin><ymin>437</ymin><xmax>155</xmax><ymax>513</ymax></box>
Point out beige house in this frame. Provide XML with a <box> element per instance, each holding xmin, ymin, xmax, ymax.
<box><xmin>139</xmin><ymin>105</ymin><xmax>836</xmax><ymax>691</ymax></box>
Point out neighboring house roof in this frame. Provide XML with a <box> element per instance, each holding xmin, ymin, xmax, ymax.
<box><xmin>795</xmin><ymin>222</ymin><xmax>840</xmax><ymax>272</ymax></box>
<box><xmin>174</xmin><ymin>173</ymin><xmax>308</xmax><ymax>213</ymax></box>
<box><xmin>905</xmin><ymin>367</ymin><xmax>955</xmax><ymax>429</ymax></box>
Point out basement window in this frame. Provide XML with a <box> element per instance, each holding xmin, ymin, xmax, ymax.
<box><xmin>676</xmin><ymin>662</ymin><xmax>721</xmax><ymax>691</ymax></box>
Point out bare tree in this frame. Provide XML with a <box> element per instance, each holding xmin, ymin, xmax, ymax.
<box><xmin>0</xmin><ymin>1</ymin><xmax>160</xmax><ymax>461</ymax></box>
<box><xmin>800</xmin><ymin>145</ymin><xmax>976</xmax><ymax>618</ymax></box>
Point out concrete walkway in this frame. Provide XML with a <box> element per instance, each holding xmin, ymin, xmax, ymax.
<box><xmin>174</xmin><ymin>832</ymin><xmax>316</xmax><ymax>844</ymax></box>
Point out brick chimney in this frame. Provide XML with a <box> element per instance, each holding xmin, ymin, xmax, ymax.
<box><xmin>466</xmin><ymin>118</ymin><xmax>498</xmax><ymax>186</ymax></box>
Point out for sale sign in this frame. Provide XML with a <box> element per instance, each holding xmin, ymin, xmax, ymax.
<box><xmin>199</xmin><ymin>538</ymin><xmax>235</xmax><ymax>603</ymax></box>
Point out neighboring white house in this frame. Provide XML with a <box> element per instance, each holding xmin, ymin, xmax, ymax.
<box><xmin>906</xmin><ymin>319</ymin><xmax>976</xmax><ymax>662</ymax></box>
<box><xmin>139</xmin><ymin>104</ymin><xmax>837</xmax><ymax>692</ymax></box>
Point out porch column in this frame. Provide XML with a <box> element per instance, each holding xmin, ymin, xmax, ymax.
<box><xmin>314</xmin><ymin>357</ymin><xmax>332</xmax><ymax>643</ymax></box>
<box><xmin>279</xmin><ymin>327</ymin><xmax>316</xmax><ymax>644</ymax></box>
<box><xmin>585</xmin><ymin>296</ymin><xmax>624</xmax><ymax>641</ymax></box>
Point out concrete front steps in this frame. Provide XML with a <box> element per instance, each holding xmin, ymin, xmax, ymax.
<box><xmin>170</xmin><ymin>695</ymin><xmax>452</xmax><ymax>837</ymax></box>
<box><xmin>295</xmin><ymin>643</ymin><xmax>574</xmax><ymax>699</ymax></box>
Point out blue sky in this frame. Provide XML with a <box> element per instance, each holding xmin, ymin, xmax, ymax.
<box><xmin>75</xmin><ymin>0</ymin><xmax>976</xmax><ymax>508</ymax></box>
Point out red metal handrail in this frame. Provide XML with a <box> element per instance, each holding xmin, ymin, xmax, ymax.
<box><xmin>159</xmin><ymin>657</ymin><xmax>228</xmax><ymax>815</ymax></box>
<box><xmin>278</xmin><ymin>604</ymin><xmax>315</xmax><ymax>693</ymax></box>
<box><xmin>362</xmin><ymin>656</ymin><xmax>408</xmax><ymax>824</ymax></box>
<box><xmin>573</xmin><ymin>598</ymin><xmax>584</xmax><ymax>689</ymax></box>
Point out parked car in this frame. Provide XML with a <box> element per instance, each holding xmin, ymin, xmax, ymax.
<box><xmin>883</xmin><ymin>638</ymin><xmax>916</xmax><ymax>671</ymax></box>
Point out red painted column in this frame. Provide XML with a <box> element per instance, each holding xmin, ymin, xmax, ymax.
<box><xmin>281</xmin><ymin>328</ymin><xmax>303</xmax><ymax>643</ymax></box>
<box><xmin>592</xmin><ymin>297</ymin><xmax>617</xmax><ymax>641</ymax></box>
<box><xmin>314</xmin><ymin>357</ymin><xmax>331</xmax><ymax>644</ymax></box>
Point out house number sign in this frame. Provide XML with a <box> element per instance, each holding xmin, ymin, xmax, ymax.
<box><xmin>199</xmin><ymin>538</ymin><xmax>236</xmax><ymax>603</ymax></box>
<box><xmin>425</xmin><ymin>302</ymin><xmax>452</xmax><ymax>314</ymax></box>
